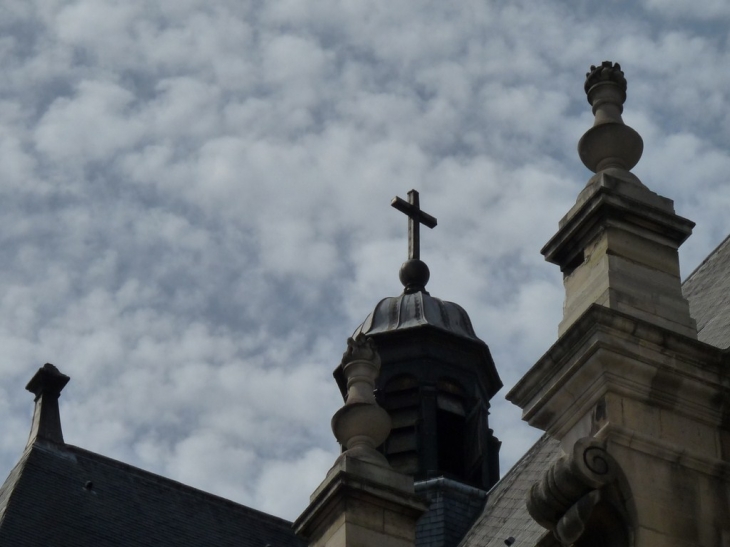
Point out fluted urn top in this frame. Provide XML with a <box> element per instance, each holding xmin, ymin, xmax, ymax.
<box><xmin>584</xmin><ymin>61</ymin><xmax>627</xmax><ymax>98</ymax></box>
<box><xmin>353</xmin><ymin>291</ymin><xmax>482</xmax><ymax>342</ymax></box>
<box><xmin>578</xmin><ymin>60</ymin><xmax>643</xmax><ymax>175</ymax></box>
<box><xmin>340</xmin><ymin>332</ymin><xmax>380</xmax><ymax>366</ymax></box>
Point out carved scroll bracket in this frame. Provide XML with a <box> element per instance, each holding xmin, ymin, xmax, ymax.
<box><xmin>527</xmin><ymin>437</ymin><xmax>630</xmax><ymax>546</ymax></box>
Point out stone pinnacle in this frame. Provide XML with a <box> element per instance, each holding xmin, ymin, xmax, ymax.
<box><xmin>578</xmin><ymin>61</ymin><xmax>643</xmax><ymax>174</ymax></box>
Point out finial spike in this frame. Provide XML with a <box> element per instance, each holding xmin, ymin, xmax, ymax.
<box><xmin>391</xmin><ymin>190</ymin><xmax>437</xmax><ymax>293</ymax></box>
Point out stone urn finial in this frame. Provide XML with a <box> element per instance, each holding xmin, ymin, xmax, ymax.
<box><xmin>578</xmin><ymin>61</ymin><xmax>643</xmax><ymax>174</ymax></box>
<box><xmin>330</xmin><ymin>333</ymin><xmax>391</xmax><ymax>466</ymax></box>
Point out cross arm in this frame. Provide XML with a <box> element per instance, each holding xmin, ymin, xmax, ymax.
<box><xmin>390</xmin><ymin>196</ymin><xmax>438</xmax><ymax>228</ymax></box>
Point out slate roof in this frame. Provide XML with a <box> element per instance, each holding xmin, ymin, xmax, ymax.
<box><xmin>682</xmin><ymin>234</ymin><xmax>730</xmax><ymax>349</ymax></box>
<box><xmin>457</xmin><ymin>434</ymin><xmax>561</xmax><ymax>547</ymax></box>
<box><xmin>415</xmin><ymin>478</ymin><xmax>488</xmax><ymax>547</ymax></box>
<box><xmin>0</xmin><ymin>439</ymin><xmax>303</xmax><ymax>547</ymax></box>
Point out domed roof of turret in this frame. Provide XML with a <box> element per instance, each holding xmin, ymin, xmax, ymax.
<box><xmin>353</xmin><ymin>189</ymin><xmax>487</xmax><ymax>345</ymax></box>
<box><xmin>352</xmin><ymin>257</ymin><xmax>485</xmax><ymax>344</ymax></box>
<box><xmin>353</xmin><ymin>289</ymin><xmax>483</xmax><ymax>343</ymax></box>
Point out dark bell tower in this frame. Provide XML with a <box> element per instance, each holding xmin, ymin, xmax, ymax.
<box><xmin>334</xmin><ymin>190</ymin><xmax>502</xmax><ymax>492</ymax></box>
<box><xmin>358</xmin><ymin>305</ymin><xmax>502</xmax><ymax>490</ymax></box>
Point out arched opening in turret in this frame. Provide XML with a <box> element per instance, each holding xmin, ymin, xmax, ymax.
<box><xmin>436</xmin><ymin>378</ymin><xmax>467</xmax><ymax>479</ymax></box>
<box><xmin>382</xmin><ymin>374</ymin><xmax>420</xmax><ymax>475</ymax></box>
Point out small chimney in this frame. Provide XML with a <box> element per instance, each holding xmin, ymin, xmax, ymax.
<box><xmin>25</xmin><ymin>363</ymin><xmax>70</xmax><ymax>446</ymax></box>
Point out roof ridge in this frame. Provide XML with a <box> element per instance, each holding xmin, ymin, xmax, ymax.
<box><xmin>54</xmin><ymin>443</ymin><xmax>294</xmax><ymax>526</ymax></box>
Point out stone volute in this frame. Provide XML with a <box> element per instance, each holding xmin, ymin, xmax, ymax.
<box><xmin>526</xmin><ymin>437</ymin><xmax>630</xmax><ymax>546</ymax></box>
<box><xmin>331</xmin><ymin>333</ymin><xmax>392</xmax><ymax>467</ymax></box>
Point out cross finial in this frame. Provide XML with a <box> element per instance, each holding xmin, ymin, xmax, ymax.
<box><xmin>391</xmin><ymin>190</ymin><xmax>437</xmax><ymax>294</ymax></box>
<box><xmin>391</xmin><ymin>190</ymin><xmax>437</xmax><ymax>261</ymax></box>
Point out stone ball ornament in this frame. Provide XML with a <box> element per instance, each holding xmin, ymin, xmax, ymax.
<box><xmin>399</xmin><ymin>258</ymin><xmax>430</xmax><ymax>293</ymax></box>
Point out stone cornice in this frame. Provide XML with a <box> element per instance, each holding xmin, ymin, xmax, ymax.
<box><xmin>507</xmin><ymin>305</ymin><xmax>728</xmax><ymax>438</ymax></box>
<box><xmin>596</xmin><ymin>422</ymin><xmax>730</xmax><ymax>481</ymax></box>
<box><xmin>542</xmin><ymin>173</ymin><xmax>695</xmax><ymax>271</ymax></box>
<box><xmin>293</xmin><ymin>456</ymin><xmax>427</xmax><ymax>542</ymax></box>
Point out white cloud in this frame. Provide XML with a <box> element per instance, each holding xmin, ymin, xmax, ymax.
<box><xmin>254</xmin><ymin>447</ymin><xmax>340</xmax><ymax>518</ymax></box>
<box><xmin>35</xmin><ymin>80</ymin><xmax>144</xmax><ymax>162</ymax></box>
<box><xmin>642</xmin><ymin>0</ymin><xmax>730</xmax><ymax>19</ymax></box>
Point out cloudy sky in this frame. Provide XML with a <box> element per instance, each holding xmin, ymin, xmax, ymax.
<box><xmin>1</xmin><ymin>0</ymin><xmax>729</xmax><ymax>521</ymax></box>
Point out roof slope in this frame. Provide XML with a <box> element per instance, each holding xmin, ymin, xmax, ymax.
<box><xmin>682</xmin><ymin>234</ymin><xmax>730</xmax><ymax>349</ymax></box>
<box><xmin>0</xmin><ymin>440</ymin><xmax>303</xmax><ymax>547</ymax></box>
<box><xmin>458</xmin><ymin>434</ymin><xmax>561</xmax><ymax>547</ymax></box>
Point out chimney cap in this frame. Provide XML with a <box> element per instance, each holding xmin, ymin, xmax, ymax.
<box><xmin>25</xmin><ymin>364</ymin><xmax>70</xmax><ymax>445</ymax></box>
<box><xmin>26</xmin><ymin>363</ymin><xmax>69</xmax><ymax>400</ymax></box>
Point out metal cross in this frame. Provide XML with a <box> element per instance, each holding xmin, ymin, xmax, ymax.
<box><xmin>391</xmin><ymin>189</ymin><xmax>437</xmax><ymax>260</ymax></box>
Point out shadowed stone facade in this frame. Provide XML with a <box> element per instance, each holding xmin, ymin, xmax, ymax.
<box><xmin>506</xmin><ymin>62</ymin><xmax>730</xmax><ymax>546</ymax></box>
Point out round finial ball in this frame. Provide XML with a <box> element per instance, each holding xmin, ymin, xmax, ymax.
<box><xmin>399</xmin><ymin>259</ymin><xmax>430</xmax><ymax>289</ymax></box>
